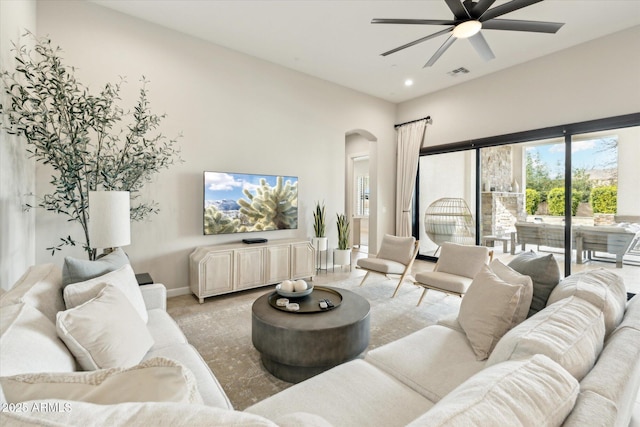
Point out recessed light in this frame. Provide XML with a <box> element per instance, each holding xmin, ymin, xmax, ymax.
<box><xmin>404</xmin><ymin>79</ymin><xmax>414</xmax><ymax>87</ymax></box>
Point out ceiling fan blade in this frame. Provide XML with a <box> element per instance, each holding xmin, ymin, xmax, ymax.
<box><xmin>371</xmin><ymin>18</ymin><xmax>457</xmax><ymax>26</ymax></box>
<box><xmin>445</xmin><ymin>0</ymin><xmax>471</xmax><ymax>20</ymax></box>
<box><xmin>480</xmin><ymin>0</ymin><xmax>543</xmax><ymax>22</ymax></box>
<box><xmin>424</xmin><ymin>35</ymin><xmax>456</xmax><ymax>67</ymax></box>
<box><xmin>472</xmin><ymin>0</ymin><xmax>497</xmax><ymax>18</ymax></box>
<box><xmin>482</xmin><ymin>19</ymin><xmax>564</xmax><ymax>33</ymax></box>
<box><xmin>381</xmin><ymin>27</ymin><xmax>454</xmax><ymax>56</ymax></box>
<box><xmin>468</xmin><ymin>32</ymin><xmax>495</xmax><ymax>61</ymax></box>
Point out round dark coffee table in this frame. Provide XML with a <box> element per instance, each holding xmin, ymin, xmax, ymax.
<box><xmin>251</xmin><ymin>286</ymin><xmax>370</xmax><ymax>383</ymax></box>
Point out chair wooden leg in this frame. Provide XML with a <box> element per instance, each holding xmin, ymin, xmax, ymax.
<box><xmin>358</xmin><ymin>272</ymin><xmax>371</xmax><ymax>287</ymax></box>
<box><xmin>417</xmin><ymin>288</ymin><xmax>428</xmax><ymax>306</ymax></box>
<box><xmin>391</xmin><ymin>271</ymin><xmax>410</xmax><ymax>298</ymax></box>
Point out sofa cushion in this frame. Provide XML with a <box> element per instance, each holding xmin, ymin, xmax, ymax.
<box><xmin>436</xmin><ymin>242</ymin><xmax>489</xmax><ymax>279</ymax></box>
<box><xmin>365</xmin><ymin>325</ymin><xmax>485</xmax><ymax>403</ymax></box>
<box><xmin>62</xmin><ymin>247</ymin><xmax>129</xmax><ymax>287</ymax></box>
<box><xmin>408</xmin><ymin>354</ymin><xmax>579</xmax><ymax>427</ymax></box>
<box><xmin>0</xmin><ymin>264</ymin><xmax>64</xmax><ymax>323</ymax></box>
<box><xmin>146</xmin><ymin>309</ymin><xmax>188</xmax><ymax>351</ymax></box>
<box><xmin>563</xmin><ymin>326</ymin><xmax>640</xmax><ymax>427</ymax></box>
<box><xmin>547</xmin><ymin>268</ymin><xmax>626</xmax><ymax>337</ymax></box>
<box><xmin>0</xmin><ymin>401</ymin><xmax>278</xmax><ymax>426</ymax></box>
<box><xmin>246</xmin><ymin>359</ymin><xmax>433</xmax><ymax>426</ymax></box>
<box><xmin>414</xmin><ymin>271</ymin><xmax>473</xmax><ymax>295</ymax></box>
<box><xmin>561</xmin><ymin>391</ymin><xmax>617</xmax><ymax>427</ymax></box>
<box><xmin>57</xmin><ymin>284</ymin><xmax>154</xmax><ymax>370</ymax></box>
<box><xmin>508</xmin><ymin>251</ymin><xmax>561</xmax><ymax>317</ymax></box>
<box><xmin>63</xmin><ymin>264</ymin><xmax>148</xmax><ymax>323</ymax></box>
<box><xmin>458</xmin><ymin>265</ymin><xmax>527</xmax><ymax>360</ymax></box>
<box><xmin>1</xmin><ymin>357</ymin><xmax>202</xmax><ymax>405</ymax></box>
<box><xmin>144</xmin><ymin>344</ymin><xmax>233</xmax><ymax>410</ymax></box>
<box><xmin>356</xmin><ymin>257</ymin><xmax>407</xmax><ymax>275</ymax></box>
<box><xmin>490</xmin><ymin>259</ymin><xmax>533</xmax><ymax>323</ymax></box>
<box><xmin>618</xmin><ymin>294</ymin><xmax>640</xmax><ymax>331</ymax></box>
<box><xmin>0</xmin><ymin>303</ymin><xmax>76</xmax><ymax>378</ymax></box>
<box><xmin>487</xmin><ymin>296</ymin><xmax>605</xmax><ymax>381</ymax></box>
<box><xmin>376</xmin><ymin>234</ymin><xmax>416</xmax><ymax>265</ymax></box>
<box><xmin>276</xmin><ymin>412</ymin><xmax>334</xmax><ymax>427</ymax></box>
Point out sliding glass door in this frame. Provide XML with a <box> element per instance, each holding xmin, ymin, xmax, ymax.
<box><xmin>413</xmin><ymin>114</ymin><xmax>639</xmax><ymax>289</ymax></box>
<box><xmin>416</xmin><ymin>150</ymin><xmax>476</xmax><ymax>257</ymax></box>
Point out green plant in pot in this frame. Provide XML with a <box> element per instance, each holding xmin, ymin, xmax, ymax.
<box><xmin>312</xmin><ymin>201</ymin><xmax>327</xmax><ymax>251</ymax></box>
<box><xmin>0</xmin><ymin>33</ymin><xmax>182</xmax><ymax>259</ymax></box>
<box><xmin>335</xmin><ymin>213</ymin><xmax>351</xmax><ymax>266</ymax></box>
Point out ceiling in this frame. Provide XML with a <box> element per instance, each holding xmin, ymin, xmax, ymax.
<box><xmin>90</xmin><ymin>0</ymin><xmax>640</xmax><ymax>103</ymax></box>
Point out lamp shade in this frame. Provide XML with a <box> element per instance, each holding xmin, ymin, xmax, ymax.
<box><xmin>89</xmin><ymin>191</ymin><xmax>131</xmax><ymax>249</ymax></box>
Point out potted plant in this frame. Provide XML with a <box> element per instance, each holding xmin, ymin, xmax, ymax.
<box><xmin>312</xmin><ymin>201</ymin><xmax>328</xmax><ymax>251</ymax></box>
<box><xmin>334</xmin><ymin>213</ymin><xmax>351</xmax><ymax>266</ymax></box>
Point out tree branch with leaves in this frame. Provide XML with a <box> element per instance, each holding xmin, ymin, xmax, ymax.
<box><xmin>1</xmin><ymin>32</ymin><xmax>182</xmax><ymax>259</ymax></box>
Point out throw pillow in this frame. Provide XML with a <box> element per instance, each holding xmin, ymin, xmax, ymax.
<box><xmin>409</xmin><ymin>354</ymin><xmax>579</xmax><ymax>427</ymax></box>
<box><xmin>458</xmin><ymin>265</ymin><xmax>525</xmax><ymax>360</ymax></box>
<box><xmin>56</xmin><ymin>284</ymin><xmax>154</xmax><ymax>370</ymax></box>
<box><xmin>489</xmin><ymin>259</ymin><xmax>533</xmax><ymax>326</ymax></box>
<box><xmin>62</xmin><ymin>248</ymin><xmax>129</xmax><ymax>287</ymax></box>
<box><xmin>63</xmin><ymin>263</ymin><xmax>147</xmax><ymax>323</ymax></box>
<box><xmin>1</xmin><ymin>357</ymin><xmax>202</xmax><ymax>405</ymax></box>
<box><xmin>508</xmin><ymin>251</ymin><xmax>560</xmax><ymax>317</ymax></box>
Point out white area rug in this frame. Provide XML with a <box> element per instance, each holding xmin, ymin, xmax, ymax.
<box><xmin>167</xmin><ymin>276</ymin><xmax>461</xmax><ymax>410</ymax></box>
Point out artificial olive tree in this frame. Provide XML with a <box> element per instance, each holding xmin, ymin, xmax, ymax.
<box><xmin>1</xmin><ymin>33</ymin><xmax>181</xmax><ymax>259</ymax></box>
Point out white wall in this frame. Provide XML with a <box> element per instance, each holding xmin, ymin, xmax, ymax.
<box><xmin>1</xmin><ymin>0</ymin><xmax>37</xmax><ymax>290</ymax></box>
<box><xmin>33</xmin><ymin>1</ymin><xmax>396</xmax><ymax>293</ymax></box>
<box><xmin>397</xmin><ymin>26</ymin><xmax>640</xmax><ymax>147</ymax></box>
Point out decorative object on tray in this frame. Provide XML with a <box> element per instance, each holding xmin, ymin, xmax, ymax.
<box><xmin>275</xmin><ymin>280</ymin><xmax>313</xmax><ymax>298</ymax></box>
<box><xmin>268</xmin><ymin>286</ymin><xmax>343</xmax><ymax>313</ymax></box>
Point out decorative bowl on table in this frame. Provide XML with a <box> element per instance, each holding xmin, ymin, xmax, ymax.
<box><xmin>276</xmin><ymin>279</ymin><xmax>313</xmax><ymax>298</ymax></box>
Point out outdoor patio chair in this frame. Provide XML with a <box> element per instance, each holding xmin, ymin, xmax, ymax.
<box><xmin>356</xmin><ymin>234</ymin><xmax>420</xmax><ymax>298</ymax></box>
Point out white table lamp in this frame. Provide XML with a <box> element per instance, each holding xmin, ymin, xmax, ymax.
<box><xmin>89</xmin><ymin>191</ymin><xmax>131</xmax><ymax>254</ymax></box>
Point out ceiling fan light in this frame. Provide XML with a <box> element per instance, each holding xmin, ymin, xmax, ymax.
<box><xmin>453</xmin><ymin>20</ymin><xmax>481</xmax><ymax>39</ymax></box>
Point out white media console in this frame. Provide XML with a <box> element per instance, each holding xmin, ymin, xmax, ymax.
<box><xmin>189</xmin><ymin>238</ymin><xmax>316</xmax><ymax>303</ymax></box>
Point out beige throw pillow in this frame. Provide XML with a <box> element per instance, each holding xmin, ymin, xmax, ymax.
<box><xmin>63</xmin><ymin>263</ymin><xmax>148</xmax><ymax>323</ymax></box>
<box><xmin>1</xmin><ymin>357</ymin><xmax>202</xmax><ymax>405</ymax></box>
<box><xmin>458</xmin><ymin>265</ymin><xmax>525</xmax><ymax>361</ymax></box>
<box><xmin>57</xmin><ymin>284</ymin><xmax>154</xmax><ymax>370</ymax></box>
<box><xmin>490</xmin><ymin>259</ymin><xmax>533</xmax><ymax>326</ymax></box>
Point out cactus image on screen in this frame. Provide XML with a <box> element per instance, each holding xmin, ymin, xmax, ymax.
<box><xmin>203</xmin><ymin>172</ymin><xmax>298</xmax><ymax>235</ymax></box>
<box><xmin>204</xmin><ymin>205</ymin><xmax>244</xmax><ymax>235</ymax></box>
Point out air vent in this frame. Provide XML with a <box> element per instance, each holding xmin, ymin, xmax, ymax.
<box><xmin>447</xmin><ymin>67</ymin><xmax>470</xmax><ymax>77</ymax></box>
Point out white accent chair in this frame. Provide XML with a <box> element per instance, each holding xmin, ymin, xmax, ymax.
<box><xmin>414</xmin><ymin>242</ymin><xmax>492</xmax><ymax>306</ymax></box>
<box><xmin>356</xmin><ymin>234</ymin><xmax>420</xmax><ymax>298</ymax></box>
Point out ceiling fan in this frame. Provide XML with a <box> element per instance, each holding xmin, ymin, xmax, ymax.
<box><xmin>372</xmin><ymin>0</ymin><xmax>564</xmax><ymax>67</ymax></box>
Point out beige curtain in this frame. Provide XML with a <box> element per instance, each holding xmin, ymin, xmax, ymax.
<box><xmin>395</xmin><ymin>120</ymin><xmax>428</xmax><ymax>237</ymax></box>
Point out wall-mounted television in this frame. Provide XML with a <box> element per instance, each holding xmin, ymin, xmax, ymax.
<box><xmin>203</xmin><ymin>171</ymin><xmax>298</xmax><ymax>235</ymax></box>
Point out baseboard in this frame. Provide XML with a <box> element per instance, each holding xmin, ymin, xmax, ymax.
<box><xmin>167</xmin><ymin>286</ymin><xmax>191</xmax><ymax>298</ymax></box>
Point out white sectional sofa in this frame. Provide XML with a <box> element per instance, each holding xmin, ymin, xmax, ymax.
<box><xmin>1</xmin><ymin>259</ymin><xmax>639</xmax><ymax>426</ymax></box>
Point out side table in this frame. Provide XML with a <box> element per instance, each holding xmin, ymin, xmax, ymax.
<box><xmin>135</xmin><ymin>273</ymin><xmax>154</xmax><ymax>286</ymax></box>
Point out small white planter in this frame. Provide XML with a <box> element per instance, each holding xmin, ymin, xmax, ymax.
<box><xmin>312</xmin><ymin>237</ymin><xmax>328</xmax><ymax>251</ymax></box>
<box><xmin>334</xmin><ymin>249</ymin><xmax>351</xmax><ymax>266</ymax></box>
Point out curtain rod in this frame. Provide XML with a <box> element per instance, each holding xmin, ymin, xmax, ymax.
<box><xmin>394</xmin><ymin>116</ymin><xmax>431</xmax><ymax>129</ymax></box>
